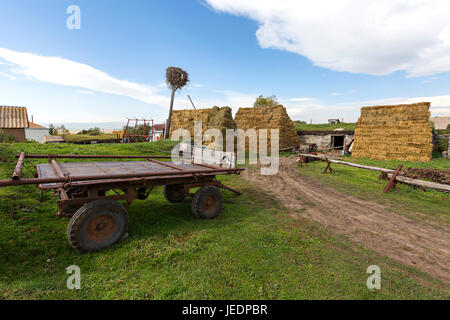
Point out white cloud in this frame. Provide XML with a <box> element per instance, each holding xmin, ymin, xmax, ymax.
<box><xmin>75</xmin><ymin>90</ymin><xmax>94</xmax><ymax>95</ymax></box>
<box><xmin>207</xmin><ymin>89</ymin><xmax>450</xmax><ymax>123</ymax></box>
<box><xmin>421</xmin><ymin>76</ymin><xmax>438</xmax><ymax>83</ymax></box>
<box><xmin>203</xmin><ymin>89</ymin><xmax>256</xmax><ymax>111</ymax></box>
<box><xmin>331</xmin><ymin>92</ymin><xmax>343</xmax><ymax>96</ymax></box>
<box><xmin>0</xmin><ymin>48</ymin><xmax>169</xmax><ymax>106</ymax></box>
<box><xmin>431</xmin><ymin>108</ymin><xmax>450</xmax><ymax>115</ymax></box>
<box><xmin>206</xmin><ymin>0</ymin><xmax>450</xmax><ymax>77</ymax></box>
<box><xmin>289</xmin><ymin>97</ymin><xmax>314</xmax><ymax>102</ymax></box>
<box><xmin>0</xmin><ymin>71</ymin><xmax>17</xmax><ymax>80</ymax></box>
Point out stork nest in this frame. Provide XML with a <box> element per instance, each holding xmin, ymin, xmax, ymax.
<box><xmin>166</xmin><ymin>67</ymin><xmax>189</xmax><ymax>90</ymax></box>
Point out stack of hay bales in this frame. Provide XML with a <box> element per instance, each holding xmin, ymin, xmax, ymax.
<box><xmin>234</xmin><ymin>105</ymin><xmax>300</xmax><ymax>150</ymax></box>
<box><xmin>168</xmin><ymin>106</ymin><xmax>236</xmax><ymax>150</ymax></box>
<box><xmin>352</xmin><ymin>102</ymin><xmax>433</xmax><ymax>162</ymax></box>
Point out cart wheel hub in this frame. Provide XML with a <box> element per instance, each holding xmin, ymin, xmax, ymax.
<box><xmin>202</xmin><ymin>195</ymin><xmax>217</xmax><ymax>214</ymax></box>
<box><xmin>86</xmin><ymin>214</ymin><xmax>117</xmax><ymax>243</ymax></box>
<box><xmin>95</xmin><ymin>222</ymin><xmax>107</xmax><ymax>231</ymax></box>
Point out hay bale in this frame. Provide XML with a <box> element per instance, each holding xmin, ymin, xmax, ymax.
<box><xmin>168</xmin><ymin>106</ymin><xmax>236</xmax><ymax>150</ymax></box>
<box><xmin>352</xmin><ymin>102</ymin><xmax>433</xmax><ymax>162</ymax></box>
<box><xmin>234</xmin><ymin>105</ymin><xmax>300</xmax><ymax>150</ymax></box>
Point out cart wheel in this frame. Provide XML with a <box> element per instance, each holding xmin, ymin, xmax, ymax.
<box><xmin>191</xmin><ymin>186</ymin><xmax>223</xmax><ymax>219</ymax></box>
<box><xmin>67</xmin><ymin>199</ymin><xmax>128</xmax><ymax>253</ymax></box>
<box><xmin>163</xmin><ymin>184</ymin><xmax>186</xmax><ymax>203</ymax></box>
<box><xmin>61</xmin><ymin>205</ymin><xmax>80</xmax><ymax>216</ymax></box>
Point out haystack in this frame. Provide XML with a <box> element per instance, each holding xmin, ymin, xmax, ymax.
<box><xmin>168</xmin><ymin>106</ymin><xmax>236</xmax><ymax>150</ymax></box>
<box><xmin>351</xmin><ymin>102</ymin><xmax>433</xmax><ymax>162</ymax></box>
<box><xmin>234</xmin><ymin>105</ymin><xmax>300</xmax><ymax>150</ymax></box>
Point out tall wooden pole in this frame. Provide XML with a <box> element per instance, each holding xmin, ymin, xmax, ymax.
<box><xmin>164</xmin><ymin>88</ymin><xmax>176</xmax><ymax>139</ymax></box>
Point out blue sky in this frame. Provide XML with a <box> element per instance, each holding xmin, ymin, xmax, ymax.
<box><xmin>0</xmin><ymin>0</ymin><xmax>449</xmax><ymax>129</ymax></box>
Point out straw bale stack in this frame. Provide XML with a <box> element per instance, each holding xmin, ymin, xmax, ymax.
<box><xmin>234</xmin><ymin>105</ymin><xmax>300</xmax><ymax>150</ymax></box>
<box><xmin>168</xmin><ymin>106</ymin><xmax>236</xmax><ymax>150</ymax></box>
<box><xmin>352</xmin><ymin>102</ymin><xmax>433</xmax><ymax>162</ymax></box>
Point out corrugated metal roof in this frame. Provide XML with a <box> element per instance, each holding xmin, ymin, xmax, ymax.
<box><xmin>0</xmin><ymin>106</ymin><xmax>29</xmax><ymax>128</ymax></box>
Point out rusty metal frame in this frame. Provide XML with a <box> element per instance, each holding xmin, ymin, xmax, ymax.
<box><xmin>2</xmin><ymin>153</ymin><xmax>243</xmax><ymax>218</ymax></box>
<box><xmin>21</xmin><ymin>154</ymin><xmax>171</xmax><ymax>159</ymax></box>
<box><xmin>55</xmin><ymin>175</ymin><xmax>226</xmax><ymax>217</ymax></box>
<box><xmin>123</xmin><ymin>118</ymin><xmax>156</xmax><ymax>143</ymax></box>
<box><xmin>12</xmin><ymin>152</ymin><xmax>25</xmax><ymax>180</ymax></box>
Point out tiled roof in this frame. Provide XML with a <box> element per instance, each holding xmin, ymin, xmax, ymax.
<box><xmin>0</xmin><ymin>106</ymin><xmax>29</xmax><ymax>128</ymax></box>
<box><xmin>153</xmin><ymin>123</ymin><xmax>166</xmax><ymax>131</ymax></box>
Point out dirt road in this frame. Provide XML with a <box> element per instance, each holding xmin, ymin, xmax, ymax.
<box><xmin>241</xmin><ymin>156</ymin><xmax>450</xmax><ymax>283</ymax></box>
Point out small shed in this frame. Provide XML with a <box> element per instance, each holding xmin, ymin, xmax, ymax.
<box><xmin>0</xmin><ymin>106</ymin><xmax>29</xmax><ymax>142</ymax></box>
<box><xmin>328</xmin><ymin>119</ymin><xmax>341</xmax><ymax>125</ymax></box>
<box><xmin>153</xmin><ymin>123</ymin><xmax>165</xmax><ymax>140</ymax></box>
<box><xmin>297</xmin><ymin>130</ymin><xmax>354</xmax><ymax>151</ymax></box>
<box><xmin>26</xmin><ymin>122</ymin><xmax>49</xmax><ymax>143</ymax></box>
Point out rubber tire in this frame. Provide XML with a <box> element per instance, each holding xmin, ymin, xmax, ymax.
<box><xmin>163</xmin><ymin>184</ymin><xmax>186</xmax><ymax>203</ymax></box>
<box><xmin>67</xmin><ymin>199</ymin><xmax>128</xmax><ymax>253</ymax></box>
<box><xmin>191</xmin><ymin>186</ymin><xmax>223</xmax><ymax>219</ymax></box>
<box><xmin>61</xmin><ymin>205</ymin><xmax>80</xmax><ymax>216</ymax></box>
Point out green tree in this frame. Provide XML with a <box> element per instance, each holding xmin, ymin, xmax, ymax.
<box><xmin>48</xmin><ymin>124</ymin><xmax>56</xmax><ymax>135</ymax></box>
<box><xmin>253</xmin><ymin>95</ymin><xmax>280</xmax><ymax>108</ymax></box>
<box><xmin>56</xmin><ymin>125</ymin><xmax>69</xmax><ymax>135</ymax></box>
<box><xmin>164</xmin><ymin>67</ymin><xmax>189</xmax><ymax>139</ymax></box>
<box><xmin>78</xmin><ymin>127</ymin><xmax>101</xmax><ymax>136</ymax></box>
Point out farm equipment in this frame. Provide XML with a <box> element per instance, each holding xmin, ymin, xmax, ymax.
<box><xmin>0</xmin><ymin>152</ymin><xmax>243</xmax><ymax>252</ymax></box>
<box><xmin>123</xmin><ymin>118</ymin><xmax>156</xmax><ymax>143</ymax></box>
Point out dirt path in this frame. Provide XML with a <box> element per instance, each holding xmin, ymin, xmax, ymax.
<box><xmin>241</xmin><ymin>156</ymin><xmax>450</xmax><ymax>283</ymax></box>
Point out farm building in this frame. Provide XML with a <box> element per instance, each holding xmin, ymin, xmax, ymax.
<box><xmin>26</xmin><ymin>121</ymin><xmax>48</xmax><ymax>143</ymax></box>
<box><xmin>153</xmin><ymin>123</ymin><xmax>166</xmax><ymax>140</ymax></box>
<box><xmin>297</xmin><ymin>130</ymin><xmax>354</xmax><ymax>151</ymax></box>
<box><xmin>0</xmin><ymin>106</ymin><xmax>29</xmax><ymax>142</ymax></box>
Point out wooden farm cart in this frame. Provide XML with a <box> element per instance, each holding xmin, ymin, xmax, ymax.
<box><xmin>0</xmin><ymin>153</ymin><xmax>244</xmax><ymax>252</ymax></box>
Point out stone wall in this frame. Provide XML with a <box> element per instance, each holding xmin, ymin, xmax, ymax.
<box><xmin>352</xmin><ymin>102</ymin><xmax>433</xmax><ymax>162</ymax></box>
<box><xmin>234</xmin><ymin>105</ymin><xmax>300</xmax><ymax>150</ymax></box>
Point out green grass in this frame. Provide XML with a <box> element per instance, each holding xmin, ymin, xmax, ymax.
<box><xmin>297</xmin><ymin>156</ymin><xmax>450</xmax><ymax>223</ymax></box>
<box><xmin>63</xmin><ymin>134</ymin><xmax>120</xmax><ymax>142</ymax></box>
<box><xmin>347</xmin><ymin>156</ymin><xmax>449</xmax><ymax>170</ymax></box>
<box><xmin>0</xmin><ymin>141</ymin><xmax>448</xmax><ymax>299</ymax></box>
<box><xmin>295</xmin><ymin>122</ymin><xmax>356</xmax><ymax>132</ymax></box>
<box><xmin>436</xmin><ymin>129</ymin><xmax>450</xmax><ymax>135</ymax></box>
<box><xmin>3</xmin><ymin>140</ymin><xmax>176</xmax><ymax>159</ymax></box>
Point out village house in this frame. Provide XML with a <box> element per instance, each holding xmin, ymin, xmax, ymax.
<box><xmin>26</xmin><ymin>117</ymin><xmax>49</xmax><ymax>143</ymax></box>
<box><xmin>0</xmin><ymin>106</ymin><xmax>48</xmax><ymax>143</ymax></box>
<box><xmin>0</xmin><ymin>106</ymin><xmax>29</xmax><ymax>142</ymax></box>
